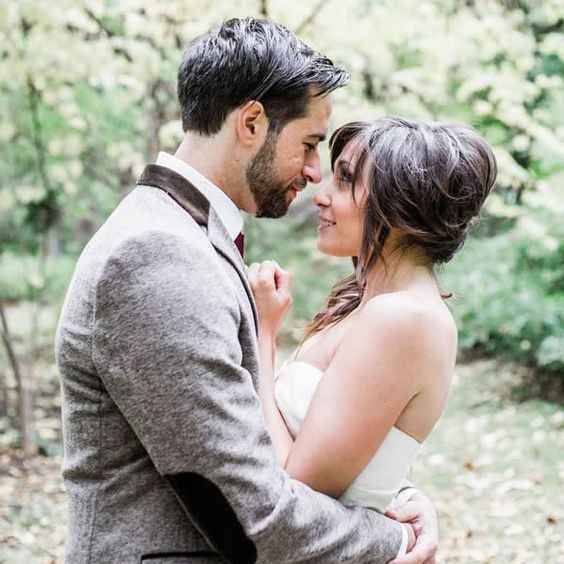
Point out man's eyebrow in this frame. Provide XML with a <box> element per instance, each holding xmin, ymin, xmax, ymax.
<box><xmin>308</xmin><ymin>133</ymin><xmax>326</xmax><ymax>143</ymax></box>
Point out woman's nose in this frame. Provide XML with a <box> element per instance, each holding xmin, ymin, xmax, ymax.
<box><xmin>313</xmin><ymin>183</ymin><xmax>331</xmax><ymax>207</ymax></box>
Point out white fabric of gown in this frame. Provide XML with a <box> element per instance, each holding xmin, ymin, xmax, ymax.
<box><xmin>275</xmin><ymin>360</ymin><xmax>421</xmax><ymax>512</ymax></box>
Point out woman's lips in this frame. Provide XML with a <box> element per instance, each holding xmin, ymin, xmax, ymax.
<box><xmin>318</xmin><ymin>218</ymin><xmax>336</xmax><ymax>231</ymax></box>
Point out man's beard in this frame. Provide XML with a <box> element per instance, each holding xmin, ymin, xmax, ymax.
<box><xmin>246</xmin><ymin>131</ymin><xmax>296</xmax><ymax>218</ymax></box>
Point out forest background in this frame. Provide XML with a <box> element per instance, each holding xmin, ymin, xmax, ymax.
<box><xmin>1</xmin><ymin>0</ymin><xmax>563</xmax><ymax>562</ymax></box>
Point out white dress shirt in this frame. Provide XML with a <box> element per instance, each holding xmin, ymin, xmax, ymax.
<box><xmin>156</xmin><ymin>152</ymin><xmax>243</xmax><ymax>241</ymax></box>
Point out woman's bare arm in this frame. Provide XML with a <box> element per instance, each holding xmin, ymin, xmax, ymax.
<box><xmin>277</xmin><ymin>295</ymin><xmax>432</xmax><ymax>497</ymax></box>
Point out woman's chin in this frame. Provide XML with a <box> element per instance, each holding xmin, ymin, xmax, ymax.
<box><xmin>316</xmin><ymin>239</ymin><xmax>351</xmax><ymax>258</ymax></box>
<box><xmin>316</xmin><ymin>238</ymin><xmax>330</xmax><ymax>255</ymax></box>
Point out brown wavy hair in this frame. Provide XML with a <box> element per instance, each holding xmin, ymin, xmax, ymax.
<box><xmin>303</xmin><ymin>117</ymin><xmax>497</xmax><ymax>341</ymax></box>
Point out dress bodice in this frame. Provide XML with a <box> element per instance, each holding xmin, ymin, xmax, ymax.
<box><xmin>274</xmin><ymin>360</ymin><xmax>421</xmax><ymax>511</ymax></box>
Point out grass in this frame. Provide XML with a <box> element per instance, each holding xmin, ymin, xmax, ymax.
<box><xmin>410</xmin><ymin>360</ymin><xmax>563</xmax><ymax>563</ymax></box>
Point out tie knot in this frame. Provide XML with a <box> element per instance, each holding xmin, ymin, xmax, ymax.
<box><xmin>234</xmin><ymin>232</ymin><xmax>245</xmax><ymax>258</ymax></box>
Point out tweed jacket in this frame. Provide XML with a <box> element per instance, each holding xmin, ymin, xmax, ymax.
<box><xmin>55</xmin><ymin>164</ymin><xmax>403</xmax><ymax>564</ymax></box>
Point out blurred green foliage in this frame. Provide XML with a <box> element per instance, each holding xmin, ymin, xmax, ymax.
<box><xmin>443</xmin><ymin>200</ymin><xmax>564</xmax><ymax>373</ymax></box>
<box><xmin>0</xmin><ymin>253</ymin><xmax>75</xmax><ymax>303</ymax></box>
<box><xmin>1</xmin><ymin>0</ymin><xmax>563</xmax><ymax>377</ymax></box>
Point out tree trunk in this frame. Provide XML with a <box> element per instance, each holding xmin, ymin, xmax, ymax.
<box><xmin>0</xmin><ymin>368</ymin><xmax>8</xmax><ymax>418</ymax></box>
<box><xmin>0</xmin><ymin>302</ymin><xmax>36</xmax><ymax>457</ymax></box>
<box><xmin>43</xmin><ymin>223</ymin><xmax>62</xmax><ymax>257</ymax></box>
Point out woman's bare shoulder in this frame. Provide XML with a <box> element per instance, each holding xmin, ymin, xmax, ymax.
<box><xmin>354</xmin><ymin>291</ymin><xmax>457</xmax><ymax>375</ymax></box>
<box><xmin>361</xmin><ymin>291</ymin><xmax>455</xmax><ymax>334</ymax></box>
<box><xmin>357</xmin><ymin>292</ymin><xmax>456</xmax><ymax>436</ymax></box>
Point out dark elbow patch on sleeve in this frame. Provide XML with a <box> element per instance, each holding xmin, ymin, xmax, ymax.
<box><xmin>165</xmin><ymin>472</ymin><xmax>257</xmax><ymax>564</ymax></box>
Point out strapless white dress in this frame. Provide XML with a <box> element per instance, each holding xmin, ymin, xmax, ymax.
<box><xmin>275</xmin><ymin>360</ymin><xmax>421</xmax><ymax>512</ymax></box>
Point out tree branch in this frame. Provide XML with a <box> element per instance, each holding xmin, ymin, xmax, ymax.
<box><xmin>26</xmin><ymin>77</ymin><xmax>52</xmax><ymax>192</ymax></box>
<box><xmin>83</xmin><ymin>8</ymin><xmax>134</xmax><ymax>62</ymax></box>
<box><xmin>0</xmin><ymin>302</ymin><xmax>36</xmax><ymax>457</ymax></box>
<box><xmin>259</xmin><ymin>0</ymin><xmax>269</xmax><ymax>18</ymax></box>
<box><xmin>0</xmin><ymin>304</ymin><xmax>21</xmax><ymax>406</ymax></box>
<box><xmin>20</xmin><ymin>18</ymin><xmax>52</xmax><ymax>195</ymax></box>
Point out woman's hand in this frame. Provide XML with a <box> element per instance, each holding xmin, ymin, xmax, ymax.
<box><xmin>249</xmin><ymin>261</ymin><xmax>296</xmax><ymax>466</ymax></box>
<box><xmin>248</xmin><ymin>260</ymin><xmax>292</xmax><ymax>338</ymax></box>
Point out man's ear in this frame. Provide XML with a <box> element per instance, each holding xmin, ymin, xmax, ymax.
<box><xmin>236</xmin><ymin>100</ymin><xmax>268</xmax><ymax>147</ymax></box>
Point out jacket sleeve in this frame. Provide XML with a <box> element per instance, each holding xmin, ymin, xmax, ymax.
<box><xmin>92</xmin><ymin>231</ymin><xmax>403</xmax><ymax>563</ymax></box>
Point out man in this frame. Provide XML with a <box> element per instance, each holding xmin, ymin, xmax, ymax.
<box><xmin>56</xmin><ymin>17</ymin><xmax>438</xmax><ymax>563</ymax></box>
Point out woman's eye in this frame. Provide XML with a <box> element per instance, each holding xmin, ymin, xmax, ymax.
<box><xmin>337</xmin><ymin>169</ymin><xmax>352</xmax><ymax>184</ymax></box>
<box><xmin>305</xmin><ymin>143</ymin><xmax>315</xmax><ymax>152</ymax></box>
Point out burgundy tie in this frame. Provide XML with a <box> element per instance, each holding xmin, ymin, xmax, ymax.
<box><xmin>234</xmin><ymin>232</ymin><xmax>245</xmax><ymax>258</ymax></box>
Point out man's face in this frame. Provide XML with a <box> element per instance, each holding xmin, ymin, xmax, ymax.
<box><xmin>247</xmin><ymin>93</ymin><xmax>332</xmax><ymax>218</ymax></box>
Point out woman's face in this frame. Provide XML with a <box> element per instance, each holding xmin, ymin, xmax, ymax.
<box><xmin>314</xmin><ymin>140</ymin><xmax>367</xmax><ymax>257</ymax></box>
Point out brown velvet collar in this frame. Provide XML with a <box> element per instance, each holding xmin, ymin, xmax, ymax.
<box><xmin>137</xmin><ymin>164</ymin><xmax>210</xmax><ymax>227</ymax></box>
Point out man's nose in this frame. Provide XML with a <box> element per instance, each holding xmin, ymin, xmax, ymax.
<box><xmin>303</xmin><ymin>155</ymin><xmax>322</xmax><ymax>184</ymax></box>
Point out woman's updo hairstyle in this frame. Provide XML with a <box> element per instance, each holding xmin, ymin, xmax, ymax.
<box><xmin>304</xmin><ymin>116</ymin><xmax>497</xmax><ymax>340</ymax></box>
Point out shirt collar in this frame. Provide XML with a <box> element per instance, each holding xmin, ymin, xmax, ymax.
<box><xmin>156</xmin><ymin>152</ymin><xmax>243</xmax><ymax>240</ymax></box>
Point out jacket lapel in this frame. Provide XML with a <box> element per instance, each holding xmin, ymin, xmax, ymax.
<box><xmin>137</xmin><ymin>164</ymin><xmax>258</xmax><ymax>335</ymax></box>
<box><xmin>207</xmin><ymin>209</ymin><xmax>259</xmax><ymax>334</ymax></box>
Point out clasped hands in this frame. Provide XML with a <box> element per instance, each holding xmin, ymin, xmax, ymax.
<box><xmin>248</xmin><ymin>260</ymin><xmax>292</xmax><ymax>337</ymax></box>
<box><xmin>386</xmin><ymin>488</ymin><xmax>439</xmax><ymax>563</ymax></box>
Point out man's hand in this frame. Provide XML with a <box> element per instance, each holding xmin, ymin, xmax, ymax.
<box><xmin>386</xmin><ymin>489</ymin><xmax>439</xmax><ymax>564</ymax></box>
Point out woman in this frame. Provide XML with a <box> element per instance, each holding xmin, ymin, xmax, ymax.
<box><xmin>248</xmin><ymin>117</ymin><xmax>496</xmax><ymax>520</ymax></box>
